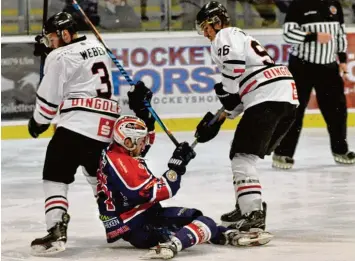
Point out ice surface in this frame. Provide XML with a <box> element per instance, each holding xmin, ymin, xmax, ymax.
<box><xmin>2</xmin><ymin>128</ymin><xmax>355</xmax><ymax>261</ymax></box>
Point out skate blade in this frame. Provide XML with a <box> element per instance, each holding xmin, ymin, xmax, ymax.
<box><xmin>234</xmin><ymin>231</ymin><xmax>273</xmax><ymax>247</ymax></box>
<box><xmin>140</xmin><ymin>248</ymin><xmax>175</xmax><ymax>260</ymax></box>
<box><xmin>31</xmin><ymin>241</ymin><xmax>66</xmax><ymax>256</ymax></box>
<box><xmin>272</xmin><ymin>162</ymin><xmax>293</xmax><ymax>169</ymax></box>
<box><xmin>334</xmin><ymin>157</ymin><xmax>355</xmax><ymax>164</ymax></box>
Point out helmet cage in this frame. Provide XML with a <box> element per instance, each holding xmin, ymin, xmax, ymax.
<box><xmin>196</xmin><ymin>15</ymin><xmax>222</xmax><ymax>35</ymax></box>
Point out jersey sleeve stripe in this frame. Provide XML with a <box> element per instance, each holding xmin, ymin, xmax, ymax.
<box><xmin>233</xmin><ymin>69</ymin><xmax>245</xmax><ymax>73</ymax></box>
<box><xmin>149</xmin><ymin>183</ymin><xmax>157</xmax><ymax>203</ymax></box>
<box><xmin>222</xmin><ymin>73</ymin><xmax>242</xmax><ymax>80</ymax></box>
<box><xmin>40</xmin><ymin>105</ymin><xmax>57</xmax><ymax>115</ymax></box>
<box><xmin>38</xmin><ymin>111</ymin><xmax>53</xmax><ymax>121</ymax></box>
<box><xmin>223</xmin><ymin>60</ymin><xmax>246</xmax><ymax>65</ymax></box>
<box><xmin>161</xmin><ymin>176</ymin><xmax>173</xmax><ymax>199</ymax></box>
<box><xmin>36</xmin><ymin>94</ymin><xmax>58</xmax><ymax>108</ymax></box>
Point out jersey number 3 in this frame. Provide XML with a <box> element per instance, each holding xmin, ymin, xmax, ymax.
<box><xmin>91</xmin><ymin>62</ymin><xmax>112</xmax><ymax>99</ymax></box>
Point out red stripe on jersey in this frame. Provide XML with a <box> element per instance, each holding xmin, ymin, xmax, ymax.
<box><xmin>237</xmin><ymin>185</ymin><xmax>262</xmax><ymax>192</ymax></box>
<box><xmin>40</xmin><ymin>105</ymin><xmax>57</xmax><ymax>115</ymax></box>
<box><xmin>240</xmin><ymin>80</ymin><xmax>257</xmax><ymax>98</ymax></box>
<box><xmin>120</xmin><ymin>202</ymin><xmax>154</xmax><ymax>222</ymax></box>
<box><xmin>234</xmin><ymin>69</ymin><xmax>245</xmax><ymax>73</ymax></box>
<box><xmin>155</xmin><ymin>181</ymin><xmax>171</xmax><ymax>201</ymax></box>
<box><xmin>45</xmin><ymin>200</ymin><xmax>69</xmax><ymax>208</ymax></box>
<box><xmin>186</xmin><ymin>223</ymin><xmax>203</xmax><ymax>244</ymax></box>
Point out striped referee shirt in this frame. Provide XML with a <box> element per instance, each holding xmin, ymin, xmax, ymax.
<box><xmin>283</xmin><ymin>0</ymin><xmax>347</xmax><ymax>64</ymax></box>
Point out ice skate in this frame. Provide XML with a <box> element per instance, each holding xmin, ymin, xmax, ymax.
<box><xmin>272</xmin><ymin>154</ymin><xmax>294</xmax><ymax>169</ymax></box>
<box><xmin>222</xmin><ymin>202</ymin><xmax>267</xmax><ymax>231</ymax></box>
<box><xmin>31</xmin><ymin>213</ymin><xmax>70</xmax><ymax>256</ymax></box>
<box><xmin>221</xmin><ymin>203</ymin><xmax>243</xmax><ymax>228</ymax></box>
<box><xmin>224</xmin><ymin>229</ymin><xmax>273</xmax><ymax>246</ymax></box>
<box><xmin>141</xmin><ymin>242</ymin><xmax>178</xmax><ymax>260</ymax></box>
<box><xmin>333</xmin><ymin>151</ymin><xmax>355</xmax><ymax>164</ymax></box>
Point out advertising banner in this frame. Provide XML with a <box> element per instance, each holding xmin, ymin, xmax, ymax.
<box><xmin>1</xmin><ymin>43</ymin><xmax>40</xmax><ymax>120</ymax></box>
<box><xmin>106</xmin><ymin>33</ymin><xmax>354</xmax><ymax>116</ymax></box>
<box><xmin>1</xmin><ymin>31</ymin><xmax>355</xmax><ymax>121</ymax></box>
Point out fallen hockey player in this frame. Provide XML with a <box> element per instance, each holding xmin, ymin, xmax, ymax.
<box><xmin>96</xmin><ymin>115</ymin><xmax>273</xmax><ymax>259</ymax></box>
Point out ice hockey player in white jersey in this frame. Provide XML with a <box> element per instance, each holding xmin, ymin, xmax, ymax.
<box><xmin>28</xmin><ymin>12</ymin><xmax>155</xmax><ymax>255</ymax></box>
<box><xmin>194</xmin><ymin>2</ymin><xmax>299</xmax><ymax>231</ymax></box>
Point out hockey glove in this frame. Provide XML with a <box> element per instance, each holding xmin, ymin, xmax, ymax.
<box><xmin>168</xmin><ymin>142</ymin><xmax>196</xmax><ymax>175</ymax></box>
<box><xmin>214</xmin><ymin>82</ymin><xmax>241</xmax><ymax>111</ymax></box>
<box><xmin>28</xmin><ymin>117</ymin><xmax>50</xmax><ymax>138</ymax></box>
<box><xmin>33</xmin><ymin>35</ymin><xmax>52</xmax><ymax>57</ymax></box>
<box><xmin>135</xmin><ymin>108</ymin><xmax>155</xmax><ymax>132</ymax></box>
<box><xmin>194</xmin><ymin>112</ymin><xmax>225</xmax><ymax>143</ymax></box>
<box><xmin>128</xmin><ymin>81</ymin><xmax>153</xmax><ymax>113</ymax></box>
<box><xmin>141</xmin><ymin>131</ymin><xmax>156</xmax><ymax>157</ymax></box>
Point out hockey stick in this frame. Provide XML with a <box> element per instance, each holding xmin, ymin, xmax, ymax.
<box><xmin>71</xmin><ymin>0</ymin><xmax>180</xmax><ymax>147</ymax></box>
<box><xmin>39</xmin><ymin>0</ymin><xmax>49</xmax><ymax>81</ymax></box>
<box><xmin>191</xmin><ymin>106</ymin><xmax>225</xmax><ymax>149</ymax></box>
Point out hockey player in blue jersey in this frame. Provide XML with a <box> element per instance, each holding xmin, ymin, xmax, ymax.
<box><xmin>96</xmin><ymin>114</ymin><xmax>273</xmax><ymax>259</ymax></box>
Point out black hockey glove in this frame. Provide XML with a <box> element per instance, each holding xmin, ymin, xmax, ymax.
<box><xmin>214</xmin><ymin>82</ymin><xmax>241</xmax><ymax>111</ymax></box>
<box><xmin>33</xmin><ymin>35</ymin><xmax>52</xmax><ymax>57</ymax></box>
<box><xmin>128</xmin><ymin>81</ymin><xmax>153</xmax><ymax>113</ymax></box>
<box><xmin>135</xmin><ymin>108</ymin><xmax>155</xmax><ymax>132</ymax></box>
<box><xmin>28</xmin><ymin>117</ymin><xmax>50</xmax><ymax>138</ymax></box>
<box><xmin>168</xmin><ymin>142</ymin><xmax>196</xmax><ymax>175</ymax></box>
<box><xmin>194</xmin><ymin>112</ymin><xmax>225</xmax><ymax>143</ymax></box>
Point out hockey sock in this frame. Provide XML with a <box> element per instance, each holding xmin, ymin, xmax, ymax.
<box><xmin>172</xmin><ymin>216</ymin><xmax>217</xmax><ymax>251</ymax></box>
<box><xmin>232</xmin><ymin>153</ymin><xmax>262</xmax><ymax>214</ymax></box>
<box><xmin>44</xmin><ymin>180</ymin><xmax>69</xmax><ymax>230</ymax></box>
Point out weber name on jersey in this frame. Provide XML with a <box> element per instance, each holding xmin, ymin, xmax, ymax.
<box><xmin>34</xmin><ymin>36</ymin><xmax>120</xmax><ymax>142</ymax></box>
<box><xmin>211</xmin><ymin>27</ymin><xmax>299</xmax><ymax>110</ymax></box>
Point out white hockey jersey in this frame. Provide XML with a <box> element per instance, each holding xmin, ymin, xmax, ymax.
<box><xmin>211</xmin><ymin>27</ymin><xmax>299</xmax><ymax>113</ymax></box>
<box><xmin>33</xmin><ymin>37</ymin><xmax>120</xmax><ymax>142</ymax></box>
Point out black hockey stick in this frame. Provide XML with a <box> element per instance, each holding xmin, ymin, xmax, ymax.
<box><xmin>191</xmin><ymin>106</ymin><xmax>225</xmax><ymax>149</ymax></box>
<box><xmin>39</xmin><ymin>0</ymin><xmax>49</xmax><ymax>81</ymax></box>
<box><xmin>71</xmin><ymin>0</ymin><xmax>180</xmax><ymax>147</ymax></box>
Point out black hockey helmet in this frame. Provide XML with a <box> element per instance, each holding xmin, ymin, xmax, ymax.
<box><xmin>195</xmin><ymin>1</ymin><xmax>230</xmax><ymax>34</ymax></box>
<box><xmin>44</xmin><ymin>12</ymin><xmax>77</xmax><ymax>36</ymax></box>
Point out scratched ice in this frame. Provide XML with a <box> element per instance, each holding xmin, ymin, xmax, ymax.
<box><xmin>2</xmin><ymin>128</ymin><xmax>355</xmax><ymax>261</ymax></box>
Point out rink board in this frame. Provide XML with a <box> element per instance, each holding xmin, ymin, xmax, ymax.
<box><xmin>2</xmin><ymin>111</ymin><xmax>355</xmax><ymax>140</ymax></box>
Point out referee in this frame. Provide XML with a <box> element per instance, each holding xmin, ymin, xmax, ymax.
<box><xmin>272</xmin><ymin>0</ymin><xmax>355</xmax><ymax>169</ymax></box>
